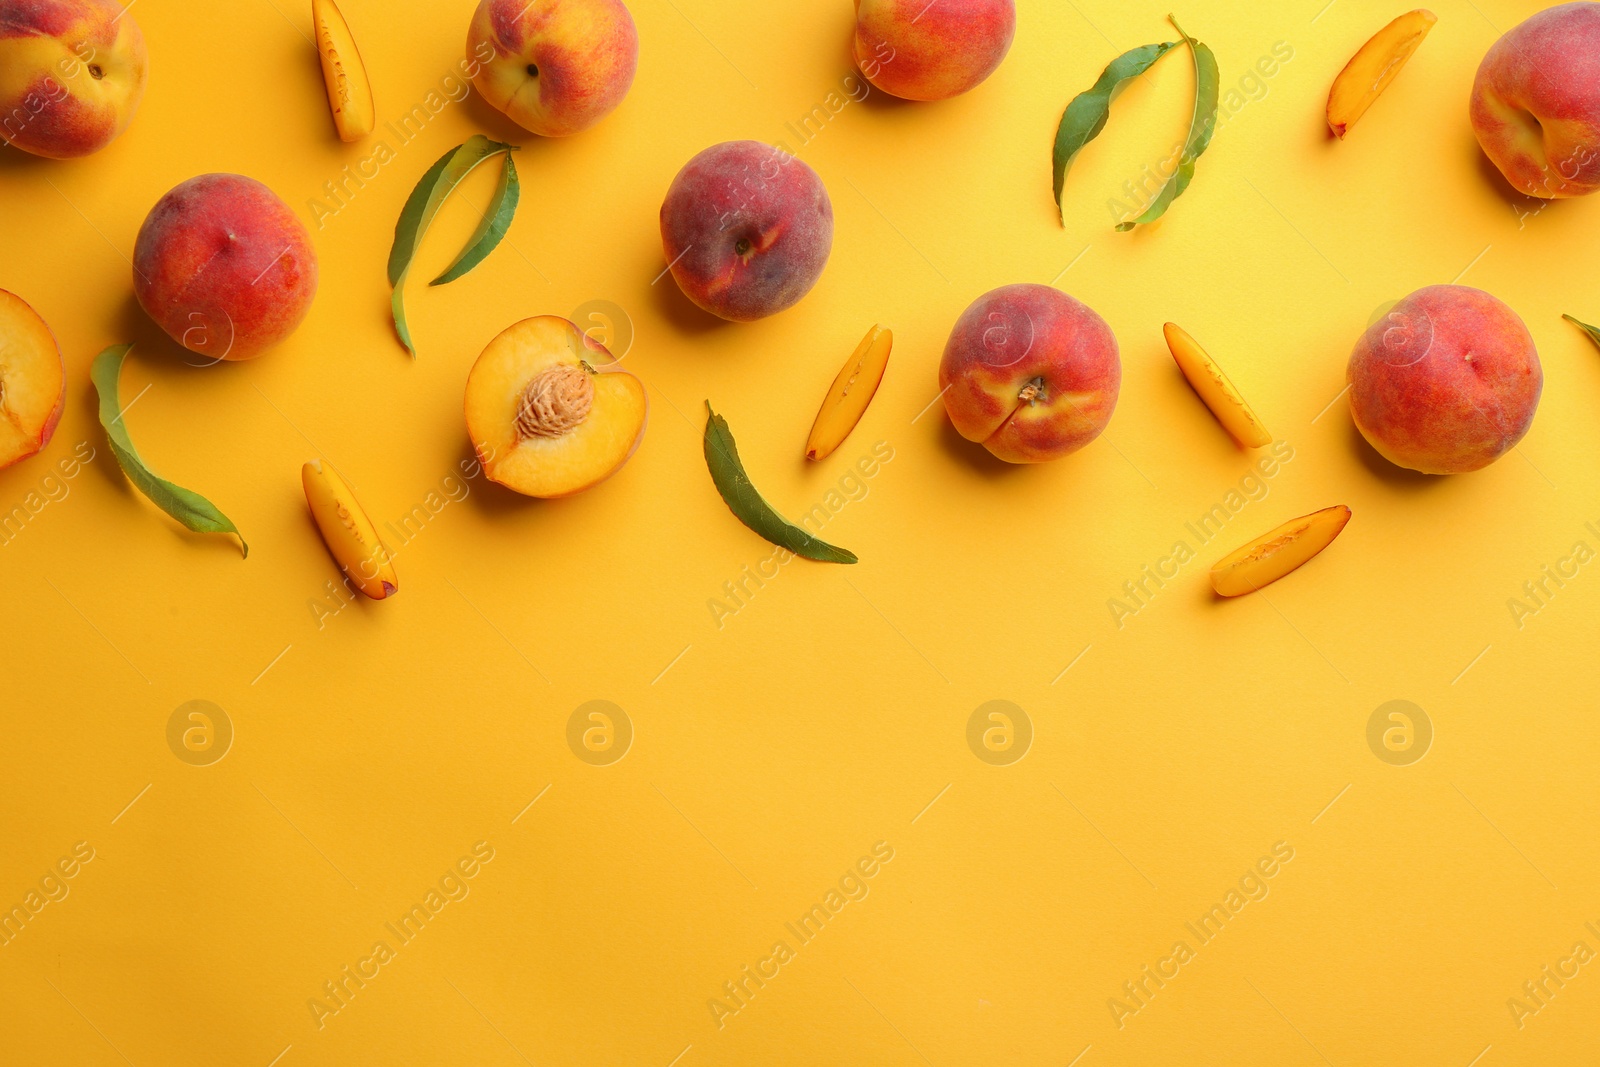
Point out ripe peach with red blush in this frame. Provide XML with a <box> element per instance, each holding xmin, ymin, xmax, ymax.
<box><xmin>940</xmin><ymin>284</ymin><xmax>1121</xmax><ymax>464</ymax></box>
<box><xmin>0</xmin><ymin>0</ymin><xmax>147</xmax><ymax>159</ymax></box>
<box><xmin>660</xmin><ymin>140</ymin><xmax>833</xmax><ymax>322</ymax></box>
<box><xmin>853</xmin><ymin>0</ymin><xmax>1015</xmax><ymax>101</ymax></box>
<box><xmin>1471</xmin><ymin>2</ymin><xmax>1600</xmax><ymax>198</ymax></box>
<box><xmin>1348</xmin><ymin>285</ymin><xmax>1541</xmax><ymax>474</ymax></box>
<box><xmin>133</xmin><ymin>174</ymin><xmax>318</xmax><ymax>361</ymax></box>
<box><xmin>467</xmin><ymin>0</ymin><xmax>638</xmax><ymax>137</ymax></box>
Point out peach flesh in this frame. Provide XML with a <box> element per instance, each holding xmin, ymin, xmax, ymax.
<box><xmin>132</xmin><ymin>174</ymin><xmax>318</xmax><ymax>362</ymax></box>
<box><xmin>660</xmin><ymin>140</ymin><xmax>834</xmax><ymax>322</ymax></box>
<box><xmin>465</xmin><ymin>316</ymin><xmax>647</xmax><ymax>498</ymax></box>
<box><xmin>1348</xmin><ymin>285</ymin><xmax>1541</xmax><ymax>474</ymax></box>
<box><xmin>0</xmin><ymin>290</ymin><xmax>66</xmax><ymax>471</ymax></box>
<box><xmin>939</xmin><ymin>284</ymin><xmax>1120</xmax><ymax>464</ymax></box>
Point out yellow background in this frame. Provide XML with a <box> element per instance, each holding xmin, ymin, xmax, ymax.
<box><xmin>2</xmin><ymin>0</ymin><xmax>1597</xmax><ymax>1063</ymax></box>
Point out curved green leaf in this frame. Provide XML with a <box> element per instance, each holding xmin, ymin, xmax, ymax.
<box><xmin>431</xmin><ymin>152</ymin><xmax>521</xmax><ymax>286</ymax></box>
<box><xmin>1053</xmin><ymin>40</ymin><xmax>1178</xmax><ymax>223</ymax></box>
<box><xmin>91</xmin><ymin>345</ymin><xmax>247</xmax><ymax>558</ymax></box>
<box><xmin>703</xmin><ymin>402</ymin><xmax>857</xmax><ymax>565</ymax></box>
<box><xmin>1564</xmin><ymin>314</ymin><xmax>1600</xmax><ymax>352</ymax></box>
<box><xmin>388</xmin><ymin>135</ymin><xmax>519</xmax><ymax>356</ymax></box>
<box><xmin>1117</xmin><ymin>17</ymin><xmax>1219</xmax><ymax>232</ymax></box>
<box><xmin>386</xmin><ymin>146</ymin><xmax>455</xmax><ymax>287</ymax></box>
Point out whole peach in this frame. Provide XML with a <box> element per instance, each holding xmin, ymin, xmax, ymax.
<box><xmin>1348</xmin><ymin>285</ymin><xmax>1541</xmax><ymax>474</ymax></box>
<box><xmin>940</xmin><ymin>284</ymin><xmax>1120</xmax><ymax>464</ymax></box>
<box><xmin>1471</xmin><ymin>2</ymin><xmax>1600</xmax><ymax>198</ymax></box>
<box><xmin>467</xmin><ymin>0</ymin><xmax>637</xmax><ymax>137</ymax></box>
<box><xmin>660</xmin><ymin>141</ymin><xmax>833</xmax><ymax>322</ymax></box>
<box><xmin>854</xmin><ymin>0</ymin><xmax>1015</xmax><ymax>101</ymax></box>
<box><xmin>0</xmin><ymin>0</ymin><xmax>148</xmax><ymax>159</ymax></box>
<box><xmin>133</xmin><ymin>174</ymin><xmax>318</xmax><ymax>362</ymax></box>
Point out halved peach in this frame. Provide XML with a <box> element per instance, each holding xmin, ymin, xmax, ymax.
<box><xmin>1327</xmin><ymin>10</ymin><xmax>1437</xmax><ymax>139</ymax></box>
<box><xmin>1211</xmin><ymin>505</ymin><xmax>1352</xmax><ymax>597</ymax></box>
<box><xmin>806</xmin><ymin>324</ymin><xmax>891</xmax><ymax>461</ymax></box>
<box><xmin>0</xmin><ymin>291</ymin><xmax>66</xmax><ymax>471</ymax></box>
<box><xmin>1164</xmin><ymin>323</ymin><xmax>1271</xmax><ymax>448</ymax></box>
<box><xmin>465</xmin><ymin>316</ymin><xmax>647</xmax><ymax>498</ymax></box>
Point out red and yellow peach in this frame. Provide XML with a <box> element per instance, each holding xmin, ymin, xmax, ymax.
<box><xmin>467</xmin><ymin>0</ymin><xmax>638</xmax><ymax>138</ymax></box>
<box><xmin>660</xmin><ymin>140</ymin><xmax>834</xmax><ymax>322</ymax></box>
<box><xmin>132</xmin><ymin>174</ymin><xmax>318</xmax><ymax>362</ymax></box>
<box><xmin>1471</xmin><ymin>2</ymin><xmax>1600</xmax><ymax>198</ymax></box>
<box><xmin>940</xmin><ymin>284</ymin><xmax>1121</xmax><ymax>463</ymax></box>
<box><xmin>1347</xmin><ymin>285</ymin><xmax>1541</xmax><ymax>474</ymax></box>
<box><xmin>853</xmin><ymin>0</ymin><xmax>1015</xmax><ymax>101</ymax></box>
<box><xmin>0</xmin><ymin>0</ymin><xmax>147</xmax><ymax>159</ymax></box>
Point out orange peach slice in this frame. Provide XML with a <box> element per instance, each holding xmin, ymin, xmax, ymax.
<box><xmin>0</xmin><ymin>291</ymin><xmax>66</xmax><ymax>471</ymax></box>
<box><xmin>1163</xmin><ymin>323</ymin><xmax>1271</xmax><ymax>448</ymax></box>
<box><xmin>313</xmin><ymin>0</ymin><xmax>375</xmax><ymax>141</ymax></box>
<box><xmin>805</xmin><ymin>325</ymin><xmax>891</xmax><ymax>461</ymax></box>
<box><xmin>302</xmin><ymin>459</ymin><xmax>396</xmax><ymax>599</ymax></box>
<box><xmin>1211</xmin><ymin>505</ymin><xmax>1352</xmax><ymax>597</ymax></box>
<box><xmin>465</xmin><ymin>316</ymin><xmax>647</xmax><ymax>498</ymax></box>
<box><xmin>1327</xmin><ymin>10</ymin><xmax>1437</xmax><ymax>139</ymax></box>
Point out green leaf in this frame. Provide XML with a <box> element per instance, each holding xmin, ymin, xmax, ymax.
<box><xmin>91</xmin><ymin>345</ymin><xmax>247</xmax><ymax>558</ymax></box>
<box><xmin>1117</xmin><ymin>16</ymin><xmax>1220</xmax><ymax>232</ymax></box>
<box><xmin>1053</xmin><ymin>40</ymin><xmax>1178</xmax><ymax>223</ymax></box>
<box><xmin>387</xmin><ymin>135</ymin><xmax>519</xmax><ymax>356</ymax></box>
<box><xmin>431</xmin><ymin>152</ymin><xmax>521</xmax><ymax>286</ymax></box>
<box><xmin>1564</xmin><ymin>314</ymin><xmax>1600</xmax><ymax>352</ymax></box>
<box><xmin>702</xmin><ymin>402</ymin><xmax>857</xmax><ymax>565</ymax></box>
<box><xmin>386</xmin><ymin>146</ymin><xmax>454</xmax><ymax>288</ymax></box>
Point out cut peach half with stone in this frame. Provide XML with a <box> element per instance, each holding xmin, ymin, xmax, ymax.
<box><xmin>1327</xmin><ymin>9</ymin><xmax>1437</xmax><ymax>139</ymax></box>
<box><xmin>1211</xmin><ymin>505</ymin><xmax>1352</xmax><ymax>597</ymax></box>
<box><xmin>1164</xmin><ymin>323</ymin><xmax>1271</xmax><ymax>448</ymax></box>
<box><xmin>806</xmin><ymin>324</ymin><xmax>891</xmax><ymax>461</ymax></box>
<box><xmin>0</xmin><ymin>290</ymin><xmax>66</xmax><ymax>471</ymax></box>
<box><xmin>465</xmin><ymin>316</ymin><xmax>647</xmax><ymax>498</ymax></box>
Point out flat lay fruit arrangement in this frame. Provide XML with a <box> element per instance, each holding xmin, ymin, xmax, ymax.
<box><xmin>5</xmin><ymin>0</ymin><xmax>1600</xmax><ymax>1064</ymax></box>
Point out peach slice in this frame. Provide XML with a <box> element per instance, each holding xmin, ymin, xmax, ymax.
<box><xmin>805</xmin><ymin>325</ymin><xmax>891</xmax><ymax>461</ymax></box>
<box><xmin>1163</xmin><ymin>323</ymin><xmax>1271</xmax><ymax>448</ymax></box>
<box><xmin>465</xmin><ymin>316</ymin><xmax>647</xmax><ymax>498</ymax></box>
<box><xmin>1211</xmin><ymin>505</ymin><xmax>1352</xmax><ymax>597</ymax></box>
<box><xmin>302</xmin><ymin>459</ymin><xmax>396</xmax><ymax>599</ymax></box>
<box><xmin>313</xmin><ymin>0</ymin><xmax>375</xmax><ymax>142</ymax></box>
<box><xmin>0</xmin><ymin>291</ymin><xmax>66</xmax><ymax>471</ymax></box>
<box><xmin>1327</xmin><ymin>10</ymin><xmax>1437</xmax><ymax>139</ymax></box>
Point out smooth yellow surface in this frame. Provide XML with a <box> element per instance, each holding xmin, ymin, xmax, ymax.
<box><xmin>2</xmin><ymin>1</ymin><xmax>1599</xmax><ymax>1064</ymax></box>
